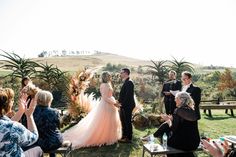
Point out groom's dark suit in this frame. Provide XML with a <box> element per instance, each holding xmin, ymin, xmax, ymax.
<box><xmin>118</xmin><ymin>77</ymin><xmax>135</xmax><ymax>140</ymax></box>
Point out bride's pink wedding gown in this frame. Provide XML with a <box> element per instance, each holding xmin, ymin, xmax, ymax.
<box><xmin>63</xmin><ymin>83</ymin><xmax>122</xmax><ymax>149</ymax></box>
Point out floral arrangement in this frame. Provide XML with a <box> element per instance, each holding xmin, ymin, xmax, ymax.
<box><xmin>70</xmin><ymin>69</ymin><xmax>93</xmax><ymax>101</ymax></box>
<box><xmin>68</xmin><ymin>69</ymin><xmax>94</xmax><ymax>117</ymax></box>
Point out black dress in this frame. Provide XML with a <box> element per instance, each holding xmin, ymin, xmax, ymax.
<box><xmin>154</xmin><ymin>105</ymin><xmax>200</xmax><ymax>157</ymax></box>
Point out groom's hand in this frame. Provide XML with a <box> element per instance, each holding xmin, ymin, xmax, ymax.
<box><xmin>114</xmin><ymin>103</ymin><xmax>121</xmax><ymax>108</ymax></box>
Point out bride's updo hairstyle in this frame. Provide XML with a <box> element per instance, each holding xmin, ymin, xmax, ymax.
<box><xmin>101</xmin><ymin>71</ymin><xmax>111</xmax><ymax>83</ymax></box>
<box><xmin>175</xmin><ymin>91</ymin><xmax>194</xmax><ymax>110</ymax></box>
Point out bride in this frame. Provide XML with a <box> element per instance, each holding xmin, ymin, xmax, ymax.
<box><xmin>63</xmin><ymin>71</ymin><xmax>122</xmax><ymax>149</ymax></box>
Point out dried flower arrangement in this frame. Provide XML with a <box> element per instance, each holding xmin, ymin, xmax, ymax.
<box><xmin>68</xmin><ymin>69</ymin><xmax>94</xmax><ymax>117</ymax></box>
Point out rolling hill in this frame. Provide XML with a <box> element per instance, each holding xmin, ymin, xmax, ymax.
<box><xmin>0</xmin><ymin>52</ymin><xmax>235</xmax><ymax>74</ymax></box>
<box><xmin>31</xmin><ymin>53</ymin><xmax>151</xmax><ymax>71</ymax></box>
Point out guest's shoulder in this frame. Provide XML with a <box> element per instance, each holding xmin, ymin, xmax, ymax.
<box><xmin>176</xmin><ymin>80</ymin><xmax>182</xmax><ymax>83</ymax></box>
<box><xmin>176</xmin><ymin>106</ymin><xmax>197</xmax><ymax>121</ymax></box>
<box><xmin>127</xmin><ymin>78</ymin><xmax>134</xmax><ymax>84</ymax></box>
<box><xmin>48</xmin><ymin>107</ymin><xmax>60</xmax><ymax>114</ymax></box>
<box><xmin>11</xmin><ymin>121</ymin><xmax>27</xmax><ymax>132</ymax></box>
<box><xmin>0</xmin><ymin>116</ymin><xmax>14</xmax><ymax>128</ymax></box>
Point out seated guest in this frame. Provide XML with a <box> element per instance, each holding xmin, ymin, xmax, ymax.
<box><xmin>0</xmin><ymin>88</ymin><xmax>43</xmax><ymax>157</ymax></box>
<box><xmin>202</xmin><ymin>139</ymin><xmax>236</xmax><ymax>157</ymax></box>
<box><xmin>33</xmin><ymin>90</ymin><xmax>63</xmax><ymax>157</ymax></box>
<box><xmin>142</xmin><ymin>91</ymin><xmax>200</xmax><ymax>157</ymax></box>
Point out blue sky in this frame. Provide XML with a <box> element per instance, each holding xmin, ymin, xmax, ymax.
<box><xmin>0</xmin><ymin>0</ymin><xmax>236</xmax><ymax>67</ymax></box>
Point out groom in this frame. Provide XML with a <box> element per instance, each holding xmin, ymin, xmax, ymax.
<box><xmin>118</xmin><ymin>68</ymin><xmax>135</xmax><ymax>143</ymax></box>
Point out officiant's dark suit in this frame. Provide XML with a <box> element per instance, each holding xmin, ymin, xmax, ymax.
<box><xmin>118</xmin><ymin>68</ymin><xmax>135</xmax><ymax>141</ymax></box>
<box><xmin>162</xmin><ymin>71</ymin><xmax>182</xmax><ymax>114</ymax></box>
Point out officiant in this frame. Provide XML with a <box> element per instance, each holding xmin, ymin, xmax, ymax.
<box><xmin>161</xmin><ymin>70</ymin><xmax>182</xmax><ymax>114</ymax></box>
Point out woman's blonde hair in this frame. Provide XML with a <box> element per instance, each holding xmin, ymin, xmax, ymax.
<box><xmin>175</xmin><ymin>91</ymin><xmax>194</xmax><ymax>109</ymax></box>
<box><xmin>4</xmin><ymin>88</ymin><xmax>15</xmax><ymax>101</ymax></box>
<box><xmin>101</xmin><ymin>71</ymin><xmax>111</xmax><ymax>83</ymax></box>
<box><xmin>37</xmin><ymin>90</ymin><xmax>53</xmax><ymax>107</ymax></box>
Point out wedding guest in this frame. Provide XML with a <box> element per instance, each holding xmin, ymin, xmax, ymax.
<box><xmin>20</xmin><ymin>76</ymin><xmax>33</xmax><ymax>127</ymax></box>
<box><xmin>21</xmin><ymin>76</ymin><xmax>32</xmax><ymax>88</ymax></box>
<box><xmin>4</xmin><ymin>88</ymin><xmax>16</xmax><ymax>118</ymax></box>
<box><xmin>0</xmin><ymin>88</ymin><xmax>43</xmax><ymax>157</ymax></box>
<box><xmin>162</xmin><ymin>70</ymin><xmax>182</xmax><ymax>114</ymax></box>
<box><xmin>202</xmin><ymin>139</ymin><xmax>236</xmax><ymax>157</ymax></box>
<box><xmin>181</xmin><ymin>71</ymin><xmax>201</xmax><ymax>120</ymax></box>
<box><xmin>142</xmin><ymin>91</ymin><xmax>200</xmax><ymax>157</ymax></box>
<box><xmin>33</xmin><ymin>90</ymin><xmax>63</xmax><ymax>157</ymax></box>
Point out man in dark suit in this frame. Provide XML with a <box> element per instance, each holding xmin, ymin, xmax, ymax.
<box><xmin>118</xmin><ymin>68</ymin><xmax>135</xmax><ymax>142</ymax></box>
<box><xmin>162</xmin><ymin>70</ymin><xmax>182</xmax><ymax>114</ymax></box>
<box><xmin>181</xmin><ymin>71</ymin><xmax>201</xmax><ymax>120</ymax></box>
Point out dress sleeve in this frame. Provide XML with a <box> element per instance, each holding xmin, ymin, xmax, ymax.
<box><xmin>11</xmin><ymin>122</ymin><xmax>38</xmax><ymax>147</ymax></box>
<box><xmin>171</xmin><ymin>114</ymin><xmax>181</xmax><ymax>132</ymax></box>
<box><xmin>175</xmin><ymin>106</ymin><xmax>198</xmax><ymax>121</ymax></box>
<box><xmin>100</xmin><ymin>84</ymin><xmax>116</xmax><ymax>105</ymax></box>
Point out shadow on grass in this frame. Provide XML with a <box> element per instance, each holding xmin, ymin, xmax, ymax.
<box><xmin>203</xmin><ymin>114</ymin><xmax>236</xmax><ymax>120</ymax></box>
<box><xmin>71</xmin><ymin>137</ymin><xmax>142</xmax><ymax>157</ymax></box>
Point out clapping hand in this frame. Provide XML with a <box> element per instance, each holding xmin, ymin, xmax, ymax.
<box><xmin>11</xmin><ymin>92</ymin><xmax>29</xmax><ymax>121</ymax></box>
<box><xmin>25</xmin><ymin>93</ymin><xmax>38</xmax><ymax>117</ymax></box>
<box><xmin>201</xmin><ymin>139</ymin><xmax>229</xmax><ymax>157</ymax></box>
<box><xmin>18</xmin><ymin>93</ymin><xmax>28</xmax><ymax>113</ymax></box>
<box><xmin>161</xmin><ymin>114</ymin><xmax>173</xmax><ymax>121</ymax></box>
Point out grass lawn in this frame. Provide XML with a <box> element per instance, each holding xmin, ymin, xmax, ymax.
<box><xmin>63</xmin><ymin>110</ymin><xmax>236</xmax><ymax>157</ymax></box>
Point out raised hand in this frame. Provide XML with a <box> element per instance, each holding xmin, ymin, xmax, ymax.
<box><xmin>201</xmin><ymin>139</ymin><xmax>225</xmax><ymax>157</ymax></box>
<box><xmin>161</xmin><ymin>114</ymin><xmax>172</xmax><ymax>121</ymax></box>
<box><xmin>18</xmin><ymin>93</ymin><xmax>28</xmax><ymax>112</ymax></box>
<box><xmin>11</xmin><ymin>93</ymin><xmax>28</xmax><ymax>121</ymax></box>
<box><xmin>25</xmin><ymin>93</ymin><xmax>38</xmax><ymax>117</ymax></box>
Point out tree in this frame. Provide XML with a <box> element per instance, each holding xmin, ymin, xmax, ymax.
<box><xmin>168</xmin><ymin>57</ymin><xmax>194</xmax><ymax>79</ymax></box>
<box><xmin>35</xmin><ymin>63</ymin><xmax>68</xmax><ymax>91</ymax></box>
<box><xmin>204</xmin><ymin>71</ymin><xmax>221</xmax><ymax>85</ymax></box>
<box><xmin>35</xmin><ymin>62</ymin><xmax>69</xmax><ymax>107</ymax></box>
<box><xmin>145</xmin><ymin>60</ymin><xmax>169</xmax><ymax>85</ymax></box>
<box><xmin>38</xmin><ymin>51</ymin><xmax>48</xmax><ymax>57</ymax></box>
<box><xmin>0</xmin><ymin>50</ymin><xmax>37</xmax><ymax>79</ymax></box>
<box><xmin>217</xmin><ymin>68</ymin><xmax>236</xmax><ymax>91</ymax></box>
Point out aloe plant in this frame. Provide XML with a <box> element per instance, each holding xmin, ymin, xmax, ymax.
<box><xmin>0</xmin><ymin>50</ymin><xmax>37</xmax><ymax>79</ymax></box>
<box><xmin>168</xmin><ymin>57</ymin><xmax>194</xmax><ymax>79</ymax></box>
<box><xmin>145</xmin><ymin>60</ymin><xmax>169</xmax><ymax>84</ymax></box>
